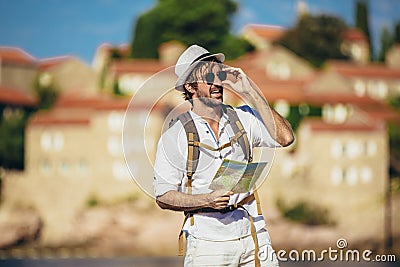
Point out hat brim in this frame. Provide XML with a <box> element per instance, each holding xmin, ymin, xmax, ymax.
<box><xmin>175</xmin><ymin>53</ymin><xmax>225</xmax><ymax>92</ymax></box>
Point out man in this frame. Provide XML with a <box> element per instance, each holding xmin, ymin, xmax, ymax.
<box><xmin>153</xmin><ymin>45</ymin><xmax>294</xmax><ymax>266</ymax></box>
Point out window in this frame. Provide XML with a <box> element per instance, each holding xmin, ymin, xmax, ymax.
<box><xmin>376</xmin><ymin>81</ymin><xmax>388</xmax><ymax>99</ymax></box>
<box><xmin>77</xmin><ymin>160</ymin><xmax>89</xmax><ymax>175</ymax></box>
<box><xmin>118</xmin><ymin>74</ymin><xmax>146</xmax><ymax>95</ymax></box>
<box><xmin>41</xmin><ymin>132</ymin><xmax>52</xmax><ymax>151</ymax></box>
<box><xmin>266</xmin><ymin>62</ymin><xmax>290</xmax><ymax>80</ymax></box>
<box><xmin>59</xmin><ymin>160</ymin><xmax>70</xmax><ymax>175</ymax></box>
<box><xmin>298</xmin><ymin>103</ymin><xmax>310</xmax><ymax>116</ymax></box>
<box><xmin>354</xmin><ymin>79</ymin><xmax>366</xmax><ymax>97</ymax></box>
<box><xmin>277</xmin><ymin>62</ymin><xmax>291</xmax><ymax>80</ymax></box>
<box><xmin>360</xmin><ymin>166</ymin><xmax>372</xmax><ymax>183</ymax></box>
<box><xmin>331</xmin><ymin>166</ymin><xmax>344</xmax><ymax>186</ymax></box>
<box><xmin>107</xmin><ymin>136</ymin><xmax>122</xmax><ymax>156</ymax></box>
<box><xmin>108</xmin><ymin>111</ymin><xmax>124</xmax><ymax>133</ymax></box>
<box><xmin>334</xmin><ymin>104</ymin><xmax>348</xmax><ymax>124</ymax></box>
<box><xmin>40</xmin><ymin>160</ymin><xmax>52</xmax><ymax>175</ymax></box>
<box><xmin>365</xmin><ymin>140</ymin><xmax>377</xmax><ymax>157</ymax></box>
<box><xmin>39</xmin><ymin>72</ymin><xmax>52</xmax><ymax>87</ymax></box>
<box><xmin>350</xmin><ymin>44</ymin><xmax>362</xmax><ymax>60</ymax></box>
<box><xmin>345</xmin><ymin>140</ymin><xmax>361</xmax><ymax>159</ymax></box>
<box><xmin>368</xmin><ymin>80</ymin><xmax>388</xmax><ymax>100</ymax></box>
<box><xmin>345</xmin><ymin>167</ymin><xmax>357</xmax><ymax>186</ymax></box>
<box><xmin>322</xmin><ymin>104</ymin><xmax>348</xmax><ymax>124</ymax></box>
<box><xmin>331</xmin><ymin>139</ymin><xmax>343</xmax><ymax>159</ymax></box>
<box><xmin>274</xmin><ymin>99</ymin><xmax>290</xmax><ymax>118</ymax></box>
<box><xmin>53</xmin><ymin>132</ymin><xmax>64</xmax><ymax>151</ymax></box>
<box><xmin>40</xmin><ymin>131</ymin><xmax>64</xmax><ymax>151</ymax></box>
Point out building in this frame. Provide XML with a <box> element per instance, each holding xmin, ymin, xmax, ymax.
<box><xmin>38</xmin><ymin>56</ymin><xmax>99</xmax><ymax>96</ymax></box>
<box><xmin>2</xmin><ymin>92</ymin><xmax>169</xmax><ymax>243</ymax></box>
<box><xmin>0</xmin><ymin>47</ymin><xmax>37</xmax><ymax>93</ymax></box>
<box><xmin>341</xmin><ymin>28</ymin><xmax>370</xmax><ymax>64</ymax></box>
<box><xmin>1</xmin><ymin>41</ymin><xmax>399</xmax><ymax>251</ymax></box>
<box><xmin>242</xmin><ymin>23</ymin><xmax>371</xmax><ymax>65</ymax></box>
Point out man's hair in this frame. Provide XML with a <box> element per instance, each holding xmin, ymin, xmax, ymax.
<box><xmin>182</xmin><ymin>56</ymin><xmax>222</xmax><ymax>101</ymax></box>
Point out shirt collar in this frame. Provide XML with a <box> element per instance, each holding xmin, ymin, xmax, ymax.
<box><xmin>189</xmin><ymin>109</ymin><xmax>230</xmax><ymax>125</ymax></box>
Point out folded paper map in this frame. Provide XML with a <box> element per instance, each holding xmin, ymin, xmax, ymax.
<box><xmin>209</xmin><ymin>159</ymin><xmax>268</xmax><ymax>194</ymax></box>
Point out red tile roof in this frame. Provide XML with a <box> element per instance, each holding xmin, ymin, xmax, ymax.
<box><xmin>327</xmin><ymin>60</ymin><xmax>400</xmax><ymax>79</ymax></box>
<box><xmin>301</xmin><ymin>118</ymin><xmax>382</xmax><ymax>132</ymax></box>
<box><xmin>55</xmin><ymin>93</ymin><xmax>131</xmax><ymax>110</ymax></box>
<box><xmin>342</xmin><ymin>28</ymin><xmax>368</xmax><ymax>42</ymax></box>
<box><xmin>0</xmin><ymin>86</ymin><xmax>37</xmax><ymax>106</ymax></box>
<box><xmin>28</xmin><ymin>109</ymin><xmax>91</xmax><ymax>126</ymax></box>
<box><xmin>0</xmin><ymin>47</ymin><xmax>36</xmax><ymax>65</ymax></box>
<box><xmin>243</xmin><ymin>24</ymin><xmax>286</xmax><ymax>42</ymax></box>
<box><xmin>97</xmin><ymin>43</ymin><xmax>131</xmax><ymax>57</ymax></box>
<box><xmin>110</xmin><ymin>59</ymin><xmax>171</xmax><ymax>75</ymax></box>
<box><xmin>38</xmin><ymin>56</ymin><xmax>71</xmax><ymax>70</ymax></box>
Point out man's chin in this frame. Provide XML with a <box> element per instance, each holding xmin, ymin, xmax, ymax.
<box><xmin>198</xmin><ymin>97</ymin><xmax>223</xmax><ymax>107</ymax></box>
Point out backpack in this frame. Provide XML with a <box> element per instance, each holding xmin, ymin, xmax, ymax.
<box><xmin>170</xmin><ymin>105</ymin><xmax>253</xmax><ymax>181</ymax></box>
<box><xmin>172</xmin><ymin>105</ymin><xmax>263</xmax><ymax>265</ymax></box>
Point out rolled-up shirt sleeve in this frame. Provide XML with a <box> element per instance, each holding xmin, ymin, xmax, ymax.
<box><xmin>153</xmin><ymin>124</ymin><xmax>186</xmax><ymax>197</ymax></box>
<box><xmin>236</xmin><ymin>107</ymin><xmax>281</xmax><ymax>148</ymax></box>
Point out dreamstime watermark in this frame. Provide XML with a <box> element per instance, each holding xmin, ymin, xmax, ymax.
<box><xmin>258</xmin><ymin>238</ymin><xmax>397</xmax><ymax>263</ymax></box>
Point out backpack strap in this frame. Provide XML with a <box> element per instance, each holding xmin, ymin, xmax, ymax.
<box><xmin>176</xmin><ymin>112</ymin><xmax>198</xmax><ymax>227</ymax></box>
<box><xmin>175</xmin><ymin>107</ymin><xmax>262</xmax><ymax>259</ymax></box>
<box><xmin>225</xmin><ymin>105</ymin><xmax>253</xmax><ymax>163</ymax></box>
<box><xmin>176</xmin><ymin>112</ymin><xmax>200</xmax><ymax>181</ymax></box>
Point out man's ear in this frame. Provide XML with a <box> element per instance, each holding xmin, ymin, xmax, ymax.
<box><xmin>184</xmin><ymin>83</ymin><xmax>196</xmax><ymax>94</ymax></box>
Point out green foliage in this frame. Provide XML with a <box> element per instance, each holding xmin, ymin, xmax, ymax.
<box><xmin>130</xmin><ymin>0</ymin><xmax>253</xmax><ymax>60</ymax></box>
<box><xmin>276</xmin><ymin>198</ymin><xmax>335</xmax><ymax>226</ymax></box>
<box><xmin>33</xmin><ymin>75</ymin><xmax>59</xmax><ymax>110</ymax></box>
<box><xmin>378</xmin><ymin>26</ymin><xmax>394</xmax><ymax>62</ymax></box>
<box><xmin>112</xmin><ymin>80</ymin><xmax>124</xmax><ymax>96</ymax></box>
<box><xmin>110</xmin><ymin>48</ymin><xmax>123</xmax><ymax>59</ymax></box>
<box><xmin>388</xmin><ymin>96</ymin><xmax>400</xmax><ymax>178</ymax></box>
<box><xmin>395</xmin><ymin>23</ymin><xmax>400</xmax><ymax>43</ymax></box>
<box><xmin>275</xmin><ymin>14</ymin><xmax>349</xmax><ymax>68</ymax></box>
<box><xmin>86</xmin><ymin>195</ymin><xmax>100</xmax><ymax>208</ymax></box>
<box><xmin>0</xmin><ymin>107</ymin><xmax>30</xmax><ymax>170</ymax></box>
<box><xmin>355</xmin><ymin>0</ymin><xmax>372</xmax><ymax>58</ymax></box>
<box><xmin>278</xmin><ymin>104</ymin><xmax>322</xmax><ymax>132</ymax></box>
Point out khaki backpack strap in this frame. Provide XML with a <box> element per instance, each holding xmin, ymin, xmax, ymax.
<box><xmin>225</xmin><ymin>105</ymin><xmax>252</xmax><ymax>162</ymax></box>
<box><xmin>249</xmin><ymin>215</ymin><xmax>261</xmax><ymax>267</ymax></box>
<box><xmin>187</xmin><ymin>132</ymin><xmax>195</xmax><ymax>226</ymax></box>
<box><xmin>178</xmin><ymin>213</ymin><xmax>190</xmax><ymax>256</ymax></box>
<box><xmin>178</xmin><ymin>112</ymin><xmax>199</xmax><ymax>227</ymax></box>
<box><xmin>253</xmin><ymin>186</ymin><xmax>262</xmax><ymax>215</ymax></box>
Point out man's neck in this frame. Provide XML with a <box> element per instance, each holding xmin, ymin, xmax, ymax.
<box><xmin>191</xmin><ymin>101</ymin><xmax>224</xmax><ymax>141</ymax></box>
<box><xmin>191</xmin><ymin>101</ymin><xmax>224</xmax><ymax>123</ymax></box>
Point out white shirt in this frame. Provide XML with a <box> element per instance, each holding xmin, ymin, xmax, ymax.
<box><xmin>153</xmin><ymin>107</ymin><xmax>279</xmax><ymax>241</ymax></box>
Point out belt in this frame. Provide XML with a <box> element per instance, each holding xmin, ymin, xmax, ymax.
<box><xmin>185</xmin><ymin>193</ymin><xmax>256</xmax><ymax>215</ymax></box>
<box><xmin>187</xmin><ymin>205</ymin><xmax>239</xmax><ymax>214</ymax></box>
<box><xmin>178</xmin><ymin>193</ymin><xmax>261</xmax><ymax>267</ymax></box>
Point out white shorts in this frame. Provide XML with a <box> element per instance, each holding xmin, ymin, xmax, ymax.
<box><xmin>184</xmin><ymin>228</ymin><xmax>279</xmax><ymax>267</ymax></box>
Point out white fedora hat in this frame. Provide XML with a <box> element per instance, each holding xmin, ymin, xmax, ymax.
<box><xmin>175</xmin><ymin>45</ymin><xmax>225</xmax><ymax>92</ymax></box>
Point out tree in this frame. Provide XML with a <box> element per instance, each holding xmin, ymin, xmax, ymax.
<box><xmin>275</xmin><ymin>14</ymin><xmax>349</xmax><ymax>68</ymax></box>
<box><xmin>0</xmin><ymin>107</ymin><xmax>30</xmax><ymax>170</ymax></box>
<box><xmin>33</xmin><ymin>74</ymin><xmax>59</xmax><ymax>110</ymax></box>
<box><xmin>355</xmin><ymin>0</ymin><xmax>372</xmax><ymax>60</ymax></box>
<box><xmin>378</xmin><ymin>26</ymin><xmax>394</xmax><ymax>62</ymax></box>
<box><xmin>395</xmin><ymin>22</ymin><xmax>400</xmax><ymax>43</ymax></box>
<box><xmin>130</xmin><ymin>0</ymin><xmax>253</xmax><ymax>60</ymax></box>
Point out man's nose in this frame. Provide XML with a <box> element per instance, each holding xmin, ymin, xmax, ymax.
<box><xmin>213</xmin><ymin>74</ymin><xmax>223</xmax><ymax>87</ymax></box>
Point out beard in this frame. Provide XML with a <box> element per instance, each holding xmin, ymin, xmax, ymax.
<box><xmin>196</xmin><ymin>84</ymin><xmax>223</xmax><ymax>108</ymax></box>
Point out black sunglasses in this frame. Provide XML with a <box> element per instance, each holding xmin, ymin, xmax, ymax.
<box><xmin>204</xmin><ymin>71</ymin><xmax>227</xmax><ymax>84</ymax></box>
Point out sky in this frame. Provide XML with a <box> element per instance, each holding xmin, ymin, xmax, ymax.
<box><xmin>0</xmin><ymin>0</ymin><xmax>399</xmax><ymax>64</ymax></box>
